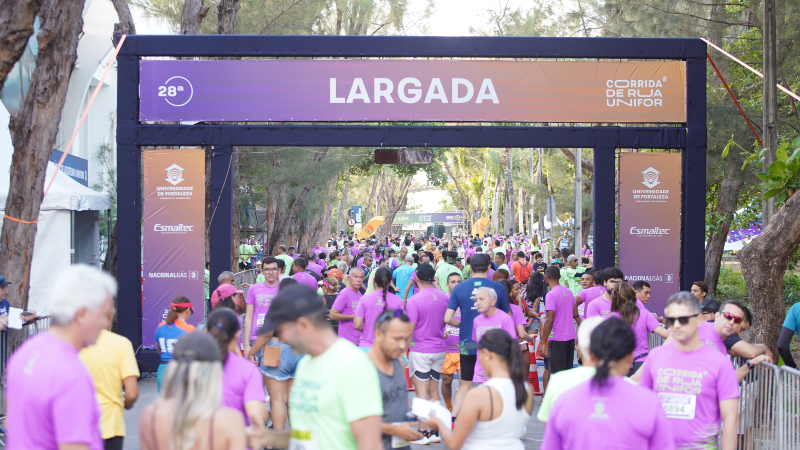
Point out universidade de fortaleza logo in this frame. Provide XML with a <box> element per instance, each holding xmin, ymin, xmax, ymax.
<box><xmin>165</xmin><ymin>164</ymin><xmax>185</xmax><ymax>185</ymax></box>
<box><xmin>641</xmin><ymin>167</ymin><xmax>661</xmax><ymax>188</ymax></box>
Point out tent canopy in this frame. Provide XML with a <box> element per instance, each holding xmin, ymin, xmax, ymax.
<box><xmin>0</xmin><ymin>161</ymin><xmax>109</xmax><ymax>211</ymax></box>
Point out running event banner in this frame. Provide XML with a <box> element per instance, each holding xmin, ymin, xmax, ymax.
<box><xmin>618</xmin><ymin>152</ymin><xmax>681</xmax><ymax>315</ymax></box>
<box><xmin>139</xmin><ymin>60</ymin><xmax>686</xmax><ymax>123</ymax></box>
<box><xmin>142</xmin><ymin>149</ymin><xmax>205</xmax><ymax>347</ymax></box>
<box><xmin>394</xmin><ymin>212</ymin><xmax>467</xmax><ymax>224</ymax></box>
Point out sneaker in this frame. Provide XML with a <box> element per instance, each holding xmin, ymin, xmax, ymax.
<box><xmin>410</xmin><ymin>431</ymin><xmax>430</xmax><ymax>445</ymax></box>
<box><xmin>428</xmin><ymin>431</ymin><xmax>441</xmax><ymax>443</ymax></box>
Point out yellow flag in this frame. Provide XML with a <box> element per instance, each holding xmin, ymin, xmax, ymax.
<box><xmin>357</xmin><ymin>216</ymin><xmax>385</xmax><ymax>239</ymax></box>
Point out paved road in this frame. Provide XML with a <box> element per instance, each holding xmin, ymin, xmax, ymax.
<box><xmin>124</xmin><ymin>370</ymin><xmax>545</xmax><ymax>450</ymax></box>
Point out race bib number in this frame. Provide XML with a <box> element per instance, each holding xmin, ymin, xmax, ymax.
<box><xmin>257</xmin><ymin>313</ymin><xmax>266</xmax><ymax>327</ymax></box>
<box><xmin>445</xmin><ymin>324</ymin><xmax>459</xmax><ymax>336</ymax></box>
<box><xmin>658</xmin><ymin>393</ymin><xmax>696</xmax><ymax>420</ymax></box>
<box><xmin>289</xmin><ymin>430</ymin><xmax>318</xmax><ymax>450</ymax></box>
<box><xmin>391</xmin><ymin>435</ymin><xmax>410</xmax><ymax>448</ymax></box>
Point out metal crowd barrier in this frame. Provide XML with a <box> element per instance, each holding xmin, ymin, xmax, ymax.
<box><xmin>647</xmin><ymin>332</ymin><xmax>665</xmax><ymax>350</ymax></box>
<box><xmin>0</xmin><ymin>316</ymin><xmax>51</xmax><ymax>415</ymax></box>
<box><xmin>233</xmin><ymin>268</ymin><xmax>259</xmax><ymax>299</ymax></box>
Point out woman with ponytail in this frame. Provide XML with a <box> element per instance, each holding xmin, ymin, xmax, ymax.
<box><xmin>427</xmin><ymin>329</ymin><xmax>533</xmax><ymax>450</ymax></box>
<box><xmin>353</xmin><ymin>266</ymin><xmax>403</xmax><ymax>349</ymax></box>
<box><xmin>610</xmin><ymin>281</ymin><xmax>670</xmax><ymax>375</ymax></box>
<box><xmin>542</xmin><ymin>318</ymin><xmax>673</xmax><ymax>450</ymax></box>
<box><xmin>205</xmin><ymin>308</ymin><xmax>268</xmax><ymax>430</ymax></box>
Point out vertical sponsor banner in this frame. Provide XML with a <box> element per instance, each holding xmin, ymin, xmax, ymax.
<box><xmin>142</xmin><ymin>149</ymin><xmax>205</xmax><ymax>347</ymax></box>
<box><xmin>619</xmin><ymin>153</ymin><xmax>682</xmax><ymax>315</ymax></box>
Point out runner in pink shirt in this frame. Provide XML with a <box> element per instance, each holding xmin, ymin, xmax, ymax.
<box><xmin>539</xmin><ymin>266</ymin><xmax>581</xmax><ymax>374</ymax></box>
<box><xmin>585</xmin><ymin>267</ymin><xmax>624</xmax><ymax>319</ymax></box>
<box><xmin>291</xmin><ymin>258</ymin><xmax>319</xmax><ymax>291</ymax></box>
<box><xmin>543</xmin><ymin>318</ymin><xmax>674</xmax><ymax>450</ymax></box>
<box><xmin>607</xmin><ymin>281</ymin><xmax>670</xmax><ymax>375</ymax></box>
<box><xmin>472</xmin><ymin>286</ymin><xmax>518</xmax><ymax>383</ymax></box>
<box><xmin>575</xmin><ymin>270</ymin><xmax>606</xmax><ymax>318</ymax></box>
<box><xmin>639</xmin><ymin>291</ymin><xmax>740</xmax><ymax>450</ymax></box>
<box><xmin>354</xmin><ymin>267</ymin><xmax>404</xmax><ymax>348</ymax></box>
<box><xmin>206</xmin><ymin>308</ymin><xmax>267</xmax><ymax>427</ymax></box>
<box><xmin>330</xmin><ymin>267</ymin><xmax>365</xmax><ymax>345</ymax></box>
<box><xmin>244</xmin><ymin>257</ymin><xmax>280</xmax><ymax>358</ymax></box>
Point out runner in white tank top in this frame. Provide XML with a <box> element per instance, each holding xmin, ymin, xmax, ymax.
<box><xmin>427</xmin><ymin>329</ymin><xmax>533</xmax><ymax>450</ymax></box>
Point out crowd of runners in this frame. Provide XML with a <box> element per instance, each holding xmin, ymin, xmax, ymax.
<box><xmin>4</xmin><ymin>230</ymin><xmax>794</xmax><ymax>450</ymax></box>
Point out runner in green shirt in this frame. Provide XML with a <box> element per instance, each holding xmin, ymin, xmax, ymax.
<box><xmin>434</xmin><ymin>251</ymin><xmax>459</xmax><ymax>292</ymax></box>
<box><xmin>559</xmin><ymin>254</ymin><xmax>586</xmax><ymax>295</ymax></box>
<box><xmin>275</xmin><ymin>245</ymin><xmax>294</xmax><ymax>276</ymax></box>
<box><xmin>255</xmin><ymin>285</ymin><xmax>383</xmax><ymax>450</ymax></box>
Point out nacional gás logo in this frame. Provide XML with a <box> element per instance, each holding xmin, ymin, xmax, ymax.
<box><xmin>165</xmin><ymin>164</ymin><xmax>185</xmax><ymax>185</ymax></box>
<box><xmin>641</xmin><ymin>167</ymin><xmax>661</xmax><ymax>189</ymax></box>
<box><xmin>159</xmin><ymin>76</ymin><xmax>193</xmax><ymax>107</ymax></box>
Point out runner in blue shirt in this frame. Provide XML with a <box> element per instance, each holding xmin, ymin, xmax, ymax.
<box><xmin>393</xmin><ymin>256</ymin><xmax>416</xmax><ymax>300</ymax></box>
<box><xmin>154</xmin><ymin>296</ymin><xmax>196</xmax><ymax>392</ymax></box>
<box><xmin>779</xmin><ymin>302</ymin><xmax>800</xmax><ymax>368</ymax></box>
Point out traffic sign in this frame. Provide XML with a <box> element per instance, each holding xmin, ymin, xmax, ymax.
<box><xmin>347</xmin><ymin>218</ymin><xmax>356</xmax><ymax>227</ymax></box>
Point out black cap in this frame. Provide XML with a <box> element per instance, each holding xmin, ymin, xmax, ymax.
<box><xmin>0</xmin><ymin>276</ymin><xmax>10</xmax><ymax>288</ymax></box>
<box><xmin>258</xmin><ymin>284</ymin><xmax>325</xmax><ymax>335</ymax></box>
<box><xmin>172</xmin><ymin>333</ymin><xmax>221</xmax><ymax>362</ymax></box>
<box><xmin>701</xmin><ymin>298</ymin><xmax>721</xmax><ymax>314</ymax></box>
<box><xmin>416</xmin><ymin>264</ymin><xmax>436</xmax><ymax>282</ymax></box>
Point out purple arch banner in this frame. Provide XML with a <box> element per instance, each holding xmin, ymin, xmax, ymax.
<box><xmin>139</xmin><ymin>60</ymin><xmax>686</xmax><ymax>123</ymax></box>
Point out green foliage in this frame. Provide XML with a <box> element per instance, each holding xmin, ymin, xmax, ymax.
<box><xmin>91</xmin><ymin>143</ymin><xmax>116</xmax><ymax>257</ymax></box>
<box><xmin>736</xmin><ymin>137</ymin><xmax>800</xmax><ymax>207</ymax></box>
<box><xmin>717</xmin><ymin>265</ymin><xmax>800</xmax><ymax>311</ymax></box>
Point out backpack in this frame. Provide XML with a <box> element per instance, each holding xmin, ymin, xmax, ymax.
<box><xmin>515</xmin><ymin>260</ymin><xmax>532</xmax><ymax>284</ymax></box>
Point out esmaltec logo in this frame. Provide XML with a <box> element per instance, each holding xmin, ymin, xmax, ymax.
<box><xmin>629</xmin><ymin>227</ymin><xmax>670</xmax><ymax>235</ymax></box>
<box><xmin>154</xmin><ymin>223</ymin><xmax>195</xmax><ymax>233</ymax></box>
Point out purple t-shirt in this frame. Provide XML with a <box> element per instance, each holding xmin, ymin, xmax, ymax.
<box><xmin>510</xmin><ymin>303</ymin><xmax>527</xmax><ymax>327</ymax></box>
<box><xmin>640</xmin><ymin>342</ymin><xmax>739</xmax><ymax>449</ymax></box>
<box><xmin>246</xmin><ymin>282</ymin><xmax>279</xmax><ymax>341</ymax></box>
<box><xmin>444</xmin><ymin>308</ymin><xmax>462</xmax><ymax>353</ymax></box>
<box><xmin>350</xmin><ymin>247</ymin><xmax>360</xmax><ymax>258</ymax></box>
<box><xmin>355</xmin><ymin>290</ymin><xmax>404</xmax><ymax>347</ymax></box>
<box><xmin>698</xmin><ymin>321</ymin><xmax>727</xmax><ymax>355</ymax></box>
<box><xmin>577</xmin><ymin>286</ymin><xmax>606</xmax><ymax>317</ymax></box>
<box><xmin>222</xmin><ymin>353</ymin><xmax>266</xmax><ymax>425</ymax></box>
<box><xmin>586</xmin><ymin>297</ymin><xmax>612</xmax><ymax>319</ymax></box>
<box><xmin>6</xmin><ymin>333</ymin><xmax>103</xmax><ymax>450</ymax></box>
<box><xmin>407</xmin><ymin>287</ymin><xmax>450</xmax><ymax>353</ymax></box>
<box><xmin>311</xmin><ymin>247</ymin><xmax>325</xmax><ymax>256</ymax></box>
<box><xmin>543</xmin><ymin>377</ymin><xmax>674</xmax><ymax>450</ymax></box>
<box><xmin>307</xmin><ymin>261</ymin><xmax>323</xmax><ymax>276</ymax></box>
<box><xmin>471</xmin><ymin>310</ymin><xmax>517</xmax><ymax>382</ymax></box>
<box><xmin>292</xmin><ymin>271</ymin><xmax>319</xmax><ymax>291</ymax></box>
<box><xmin>609</xmin><ymin>301</ymin><xmax>663</xmax><ymax>362</ymax></box>
<box><xmin>545</xmin><ymin>284</ymin><xmax>577</xmax><ymax>341</ymax></box>
<box><xmin>332</xmin><ymin>287</ymin><xmax>363</xmax><ymax>345</ymax></box>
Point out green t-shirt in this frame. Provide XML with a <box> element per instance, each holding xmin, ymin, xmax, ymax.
<box><xmin>255</xmin><ymin>273</ymin><xmax>265</xmax><ymax>283</ymax></box>
<box><xmin>276</xmin><ymin>254</ymin><xmax>294</xmax><ymax>276</ymax></box>
<box><xmin>497</xmin><ymin>263</ymin><xmax>510</xmax><ymax>274</ymax></box>
<box><xmin>560</xmin><ymin>266</ymin><xmax>586</xmax><ymax>295</ymax></box>
<box><xmin>204</xmin><ymin>269</ymin><xmax>210</xmax><ymax>299</ymax></box>
<box><xmin>434</xmin><ymin>262</ymin><xmax>458</xmax><ymax>292</ymax></box>
<box><xmin>238</xmin><ymin>244</ymin><xmax>253</xmax><ymax>263</ymax></box>
<box><xmin>462</xmin><ymin>266</ymin><xmax>472</xmax><ymax>279</ymax></box>
<box><xmin>537</xmin><ymin>366</ymin><xmax>596</xmax><ymax>423</ymax></box>
<box><xmin>289</xmin><ymin>339</ymin><xmax>383</xmax><ymax>450</ymax></box>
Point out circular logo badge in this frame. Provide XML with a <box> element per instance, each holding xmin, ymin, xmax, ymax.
<box><xmin>347</xmin><ymin>218</ymin><xmax>356</xmax><ymax>227</ymax></box>
<box><xmin>161</xmin><ymin>76</ymin><xmax>194</xmax><ymax>107</ymax></box>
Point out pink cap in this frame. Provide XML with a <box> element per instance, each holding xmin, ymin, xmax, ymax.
<box><xmin>211</xmin><ymin>283</ymin><xmax>244</xmax><ymax>307</ymax></box>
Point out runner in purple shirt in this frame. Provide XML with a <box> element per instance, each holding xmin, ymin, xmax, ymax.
<box><xmin>575</xmin><ymin>270</ymin><xmax>605</xmax><ymax>318</ymax></box>
<box><xmin>638</xmin><ymin>291</ymin><xmax>739</xmax><ymax>450</ymax></box>
<box><xmin>354</xmin><ymin>267</ymin><xmax>404</xmax><ymax>348</ymax></box>
<box><xmin>291</xmin><ymin>259</ymin><xmax>319</xmax><ymax>291</ymax></box>
<box><xmin>472</xmin><ymin>286</ymin><xmax>518</xmax><ymax>383</ymax></box>
<box><xmin>244</xmin><ymin>257</ymin><xmax>280</xmax><ymax>359</ymax></box>
<box><xmin>206</xmin><ymin>308</ymin><xmax>268</xmax><ymax>427</ymax></box>
<box><xmin>330</xmin><ymin>267</ymin><xmax>366</xmax><ymax>345</ymax></box>
<box><xmin>6</xmin><ymin>265</ymin><xmax>116</xmax><ymax>450</ymax></box>
<box><xmin>585</xmin><ymin>267</ymin><xmax>624</xmax><ymax>319</ymax></box>
<box><xmin>607</xmin><ymin>281</ymin><xmax>670</xmax><ymax>374</ymax></box>
<box><xmin>543</xmin><ymin>317</ymin><xmax>674</xmax><ymax>450</ymax></box>
<box><xmin>539</xmin><ymin>265</ymin><xmax>581</xmax><ymax>374</ymax></box>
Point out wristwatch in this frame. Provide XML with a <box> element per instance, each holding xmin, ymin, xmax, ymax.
<box><xmin>745</xmin><ymin>360</ymin><xmax>752</xmax><ymax>369</ymax></box>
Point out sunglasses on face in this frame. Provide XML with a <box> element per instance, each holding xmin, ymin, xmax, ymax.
<box><xmin>722</xmin><ymin>311</ymin><xmax>744</xmax><ymax>324</ymax></box>
<box><xmin>664</xmin><ymin>314</ymin><xmax>697</xmax><ymax>326</ymax></box>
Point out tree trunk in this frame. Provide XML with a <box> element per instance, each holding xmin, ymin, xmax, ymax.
<box><xmin>181</xmin><ymin>0</ymin><xmax>209</xmax><ymax>35</ymax></box>
<box><xmin>502</xmin><ymin>148</ymin><xmax>516</xmax><ymax>235</ymax></box>
<box><xmin>443</xmin><ymin>159</ymin><xmax>472</xmax><ymax>215</ymax></box>
<box><xmin>0</xmin><ymin>0</ymin><xmax>43</xmax><ymax>92</ymax></box>
<box><xmin>231</xmin><ymin>150</ymin><xmax>240</xmax><ymax>271</ymax></box>
<box><xmin>377</xmin><ymin>175</ymin><xmax>412</xmax><ymax>236</ymax></box>
<box><xmin>216</xmin><ymin>0</ymin><xmax>239</xmax><ymax>34</ymax></box>
<box><xmin>109</xmin><ymin>0</ymin><xmax>136</xmax><ymax>40</ymax></box>
<box><xmin>336</xmin><ymin>177</ymin><xmax>349</xmax><ymax>234</ymax></box>
<box><xmin>365</xmin><ymin>172</ymin><xmax>379</xmax><ymax>220</ymax></box>
<box><xmin>0</xmin><ymin>0</ymin><xmax>86</xmax><ymax>314</ymax></box>
<box><xmin>705</xmin><ymin>163</ymin><xmax>745</xmax><ymax>296</ymax></box>
<box><xmin>518</xmin><ymin>187</ymin><xmax>524</xmax><ymax>234</ymax></box>
<box><xmin>739</xmin><ymin>189</ymin><xmax>800</xmax><ymax>357</ymax></box>
<box><xmin>491</xmin><ymin>170</ymin><xmax>502</xmax><ymax>234</ymax></box>
<box><xmin>376</xmin><ymin>169</ymin><xmax>385</xmax><ymax>217</ymax></box>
